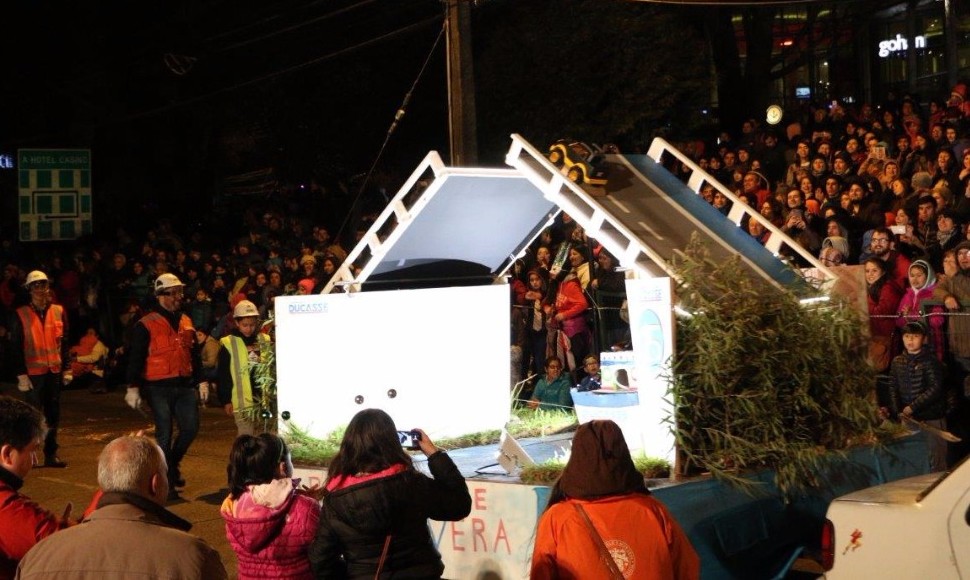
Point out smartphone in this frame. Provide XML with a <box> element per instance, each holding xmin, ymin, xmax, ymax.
<box><xmin>397</xmin><ymin>430</ymin><xmax>421</xmax><ymax>450</ymax></box>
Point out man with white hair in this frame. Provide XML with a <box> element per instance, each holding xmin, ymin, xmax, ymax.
<box><xmin>15</xmin><ymin>436</ymin><xmax>226</xmax><ymax>579</ymax></box>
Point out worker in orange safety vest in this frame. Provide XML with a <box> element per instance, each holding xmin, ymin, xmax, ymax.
<box><xmin>11</xmin><ymin>270</ymin><xmax>69</xmax><ymax>468</ymax></box>
<box><xmin>125</xmin><ymin>273</ymin><xmax>204</xmax><ymax>500</ymax></box>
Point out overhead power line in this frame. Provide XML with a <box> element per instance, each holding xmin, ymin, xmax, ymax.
<box><xmin>213</xmin><ymin>0</ymin><xmax>383</xmax><ymax>53</ymax></box>
<box><xmin>334</xmin><ymin>17</ymin><xmax>447</xmax><ymax>244</ymax></box>
<box><xmin>3</xmin><ymin>14</ymin><xmax>442</xmax><ymax>148</ymax></box>
<box><xmin>110</xmin><ymin>16</ymin><xmax>442</xmax><ymax>128</ymax></box>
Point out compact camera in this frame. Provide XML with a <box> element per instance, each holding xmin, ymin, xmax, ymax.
<box><xmin>397</xmin><ymin>430</ymin><xmax>421</xmax><ymax>450</ymax></box>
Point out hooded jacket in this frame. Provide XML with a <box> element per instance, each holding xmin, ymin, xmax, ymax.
<box><xmin>221</xmin><ymin>478</ymin><xmax>320</xmax><ymax>580</ymax></box>
<box><xmin>895</xmin><ymin>259</ymin><xmax>946</xmax><ymax>360</ymax></box>
<box><xmin>531</xmin><ymin>421</ymin><xmax>699</xmax><ymax>580</ymax></box>
<box><xmin>309</xmin><ymin>451</ymin><xmax>471</xmax><ymax>579</ymax></box>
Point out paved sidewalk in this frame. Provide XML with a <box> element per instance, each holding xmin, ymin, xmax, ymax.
<box><xmin>2</xmin><ymin>383</ymin><xmax>242</xmax><ymax>578</ymax></box>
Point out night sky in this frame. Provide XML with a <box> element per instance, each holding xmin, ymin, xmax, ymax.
<box><xmin>0</xmin><ymin>0</ymin><xmax>451</xmax><ymax>237</ymax></box>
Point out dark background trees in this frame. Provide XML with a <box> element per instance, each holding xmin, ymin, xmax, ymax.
<box><xmin>472</xmin><ymin>0</ymin><xmax>710</xmax><ymax>161</ymax></box>
<box><xmin>0</xmin><ymin>0</ymin><xmax>919</xmax><ymax>239</ymax></box>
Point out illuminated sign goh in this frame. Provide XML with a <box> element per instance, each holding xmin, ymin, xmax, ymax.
<box><xmin>878</xmin><ymin>33</ymin><xmax>926</xmax><ymax>58</ymax></box>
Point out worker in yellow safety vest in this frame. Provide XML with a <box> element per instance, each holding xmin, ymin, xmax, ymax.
<box><xmin>216</xmin><ymin>300</ymin><xmax>271</xmax><ymax>435</ymax></box>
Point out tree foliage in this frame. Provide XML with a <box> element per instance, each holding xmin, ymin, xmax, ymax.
<box><xmin>472</xmin><ymin>0</ymin><xmax>710</xmax><ymax>161</ymax></box>
<box><xmin>244</xmin><ymin>320</ymin><xmax>279</xmax><ymax>433</ymax></box>
<box><xmin>670</xmin><ymin>235</ymin><xmax>887</xmax><ymax>496</ymax></box>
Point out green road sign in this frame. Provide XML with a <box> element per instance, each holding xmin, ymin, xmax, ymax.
<box><xmin>18</xmin><ymin>149</ymin><xmax>93</xmax><ymax>241</ymax></box>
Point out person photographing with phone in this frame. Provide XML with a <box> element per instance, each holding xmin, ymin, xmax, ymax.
<box><xmin>309</xmin><ymin>409</ymin><xmax>471</xmax><ymax>579</ymax></box>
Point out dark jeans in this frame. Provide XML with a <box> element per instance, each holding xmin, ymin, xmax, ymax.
<box><xmin>527</xmin><ymin>328</ymin><xmax>548</xmax><ymax>378</ymax></box>
<box><xmin>25</xmin><ymin>372</ymin><xmax>62</xmax><ymax>458</ymax></box>
<box><xmin>147</xmin><ymin>383</ymin><xmax>199</xmax><ymax>477</ymax></box>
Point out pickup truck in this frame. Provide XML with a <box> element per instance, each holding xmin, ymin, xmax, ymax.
<box><xmin>821</xmin><ymin>455</ymin><xmax>970</xmax><ymax>578</ymax></box>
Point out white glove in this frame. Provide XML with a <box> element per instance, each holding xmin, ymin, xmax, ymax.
<box><xmin>124</xmin><ymin>387</ymin><xmax>142</xmax><ymax>410</ymax></box>
<box><xmin>198</xmin><ymin>382</ymin><xmax>210</xmax><ymax>405</ymax></box>
<box><xmin>17</xmin><ymin>375</ymin><xmax>32</xmax><ymax>392</ymax></box>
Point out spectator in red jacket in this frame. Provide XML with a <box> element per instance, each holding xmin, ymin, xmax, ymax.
<box><xmin>548</xmin><ymin>246</ymin><xmax>591</xmax><ymax>376</ymax></box>
<box><xmin>0</xmin><ymin>396</ymin><xmax>71</xmax><ymax>579</ymax></box>
<box><xmin>865</xmin><ymin>257</ymin><xmax>905</xmax><ymax>372</ymax></box>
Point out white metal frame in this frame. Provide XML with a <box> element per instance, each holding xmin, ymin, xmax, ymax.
<box><xmin>646</xmin><ymin>137</ymin><xmax>838</xmax><ymax>287</ymax></box>
<box><xmin>505</xmin><ymin>133</ymin><xmax>674</xmax><ymax>280</ymax></box>
<box><xmin>322</xmin><ymin>151</ymin><xmax>535</xmax><ymax>294</ymax></box>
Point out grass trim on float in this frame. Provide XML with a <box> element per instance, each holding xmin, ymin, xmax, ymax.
<box><xmin>284</xmin><ymin>409</ymin><xmax>579</xmax><ymax>468</ymax></box>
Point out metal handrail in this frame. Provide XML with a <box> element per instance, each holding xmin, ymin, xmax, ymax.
<box><xmin>646</xmin><ymin>137</ymin><xmax>839</xmax><ymax>289</ymax></box>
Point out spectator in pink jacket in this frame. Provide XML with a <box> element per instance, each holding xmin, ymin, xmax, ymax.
<box><xmin>221</xmin><ymin>434</ymin><xmax>321</xmax><ymax>580</ymax></box>
<box><xmin>896</xmin><ymin>259</ymin><xmax>946</xmax><ymax>361</ymax></box>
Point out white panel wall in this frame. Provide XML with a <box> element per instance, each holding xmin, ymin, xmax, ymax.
<box><xmin>276</xmin><ymin>285</ymin><xmax>511</xmax><ymax>439</ymax></box>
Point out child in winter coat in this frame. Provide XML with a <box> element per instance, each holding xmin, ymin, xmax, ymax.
<box><xmin>888</xmin><ymin>321</ymin><xmax>948</xmax><ymax>472</ymax></box>
<box><xmin>221</xmin><ymin>434</ymin><xmax>321</xmax><ymax>580</ymax></box>
<box><xmin>895</xmin><ymin>259</ymin><xmax>946</xmax><ymax>360</ymax></box>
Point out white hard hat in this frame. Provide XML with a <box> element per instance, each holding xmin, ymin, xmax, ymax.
<box><xmin>24</xmin><ymin>270</ymin><xmax>49</xmax><ymax>287</ymax></box>
<box><xmin>233</xmin><ymin>300</ymin><xmax>259</xmax><ymax>319</ymax></box>
<box><xmin>154</xmin><ymin>273</ymin><xmax>184</xmax><ymax>295</ymax></box>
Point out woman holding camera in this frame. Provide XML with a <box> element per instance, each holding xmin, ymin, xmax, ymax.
<box><xmin>309</xmin><ymin>409</ymin><xmax>471</xmax><ymax>579</ymax></box>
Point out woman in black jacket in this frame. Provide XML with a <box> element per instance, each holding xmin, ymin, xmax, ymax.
<box><xmin>309</xmin><ymin>408</ymin><xmax>471</xmax><ymax>579</ymax></box>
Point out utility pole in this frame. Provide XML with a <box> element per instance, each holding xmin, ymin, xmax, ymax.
<box><xmin>445</xmin><ymin>0</ymin><xmax>478</xmax><ymax>165</ymax></box>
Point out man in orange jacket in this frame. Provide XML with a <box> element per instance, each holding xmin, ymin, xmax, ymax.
<box><xmin>11</xmin><ymin>270</ymin><xmax>68</xmax><ymax>468</ymax></box>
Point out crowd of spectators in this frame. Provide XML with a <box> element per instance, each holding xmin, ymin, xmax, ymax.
<box><xmin>0</xmin><ymin>194</ymin><xmax>629</xmax><ymax>409</ymax></box>
<box><xmin>508</xmin><ymin>214</ymin><xmax>630</xmax><ymax>407</ymax></box>
<box><xmin>0</xmin><ymin>204</ymin><xmax>362</xmax><ymax>392</ymax></box>
<box><xmin>675</xmin><ymin>85</ymin><xmax>970</xmax><ymax>467</ymax></box>
<box><xmin>3</xmin><ymin>84</ymin><xmax>970</xmax><ymax>579</ymax></box>
<box><xmin>0</xmin><ymin>85</ymin><xmax>968</xmax><ymax>410</ymax></box>
<box><xmin>677</xmin><ymin>86</ymin><xmax>970</xmax><ymax>272</ymax></box>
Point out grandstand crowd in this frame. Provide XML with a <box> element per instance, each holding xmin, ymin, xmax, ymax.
<box><xmin>0</xmin><ymin>87</ymin><xmax>968</xmax><ymax>406</ymax></box>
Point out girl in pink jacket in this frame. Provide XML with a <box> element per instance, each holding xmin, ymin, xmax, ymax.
<box><xmin>895</xmin><ymin>259</ymin><xmax>946</xmax><ymax>361</ymax></box>
<box><xmin>221</xmin><ymin>433</ymin><xmax>321</xmax><ymax>580</ymax></box>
